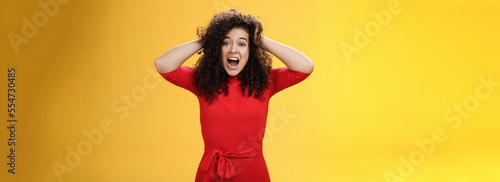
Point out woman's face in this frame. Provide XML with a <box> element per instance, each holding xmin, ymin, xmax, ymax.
<box><xmin>221</xmin><ymin>28</ymin><xmax>250</xmax><ymax>76</ymax></box>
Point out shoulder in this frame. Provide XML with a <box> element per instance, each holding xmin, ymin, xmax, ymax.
<box><xmin>177</xmin><ymin>66</ymin><xmax>196</xmax><ymax>72</ymax></box>
<box><xmin>159</xmin><ymin>66</ymin><xmax>196</xmax><ymax>76</ymax></box>
<box><xmin>270</xmin><ymin>67</ymin><xmax>311</xmax><ymax>78</ymax></box>
<box><xmin>269</xmin><ymin>67</ymin><xmax>287</xmax><ymax>78</ymax></box>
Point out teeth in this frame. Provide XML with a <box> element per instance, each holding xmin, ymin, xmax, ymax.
<box><xmin>228</xmin><ymin>58</ymin><xmax>239</xmax><ymax>61</ymax></box>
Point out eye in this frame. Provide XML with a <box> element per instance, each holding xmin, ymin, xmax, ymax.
<box><xmin>223</xmin><ymin>42</ymin><xmax>230</xmax><ymax>46</ymax></box>
<box><xmin>238</xmin><ymin>43</ymin><xmax>246</xmax><ymax>47</ymax></box>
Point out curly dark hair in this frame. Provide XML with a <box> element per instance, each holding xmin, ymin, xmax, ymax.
<box><xmin>194</xmin><ymin>9</ymin><xmax>272</xmax><ymax>103</ymax></box>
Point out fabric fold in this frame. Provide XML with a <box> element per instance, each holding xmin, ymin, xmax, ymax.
<box><xmin>200</xmin><ymin>143</ymin><xmax>263</xmax><ymax>181</ymax></box>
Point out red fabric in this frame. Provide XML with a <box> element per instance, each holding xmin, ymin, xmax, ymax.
<box><xmin>200</xmin><ymin>143</ymin><xmax>262</xmax><ymax>181</ymax></box>
<box><xmin>158</xmin><ymin>66</ymin><xmax>311</xmax><ymax>182</ymax></box>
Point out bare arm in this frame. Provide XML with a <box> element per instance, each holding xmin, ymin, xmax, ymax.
<box><xmin>154</xmin><ymin>39</ymin><xmax>203</xmax><ymax>73</ymax></box>
<box><xmin>260</xmin><ymin>36</ymin><xmax>314</xmax><ymax>74</ymax></box>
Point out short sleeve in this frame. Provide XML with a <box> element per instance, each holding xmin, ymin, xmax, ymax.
<box><xmin>270</xmin><ymin>67</ymin><xmax>311</xmax><ymax>96</ymax></box>
<box><xmin>157</xmin><ymin>66</ymin><xmax>197</xmax><ymax>95</ymax></box>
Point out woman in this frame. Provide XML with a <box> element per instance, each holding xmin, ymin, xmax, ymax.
<box><xmin>155</xmin><ymin>9</ymin><xmax>314</xmax><ymax>182</ymax></box>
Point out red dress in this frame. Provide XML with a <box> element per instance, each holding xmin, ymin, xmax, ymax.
<box><xmin>158</xmin><ymin>66</ymin><xmax>311</xmax><ymax>182</ymax></box>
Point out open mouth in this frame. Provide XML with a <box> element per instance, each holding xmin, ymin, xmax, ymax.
<box><xmin>227</xmin><ymin>57</ymin><xmax>240</xmax><ymax>69</ymax></box>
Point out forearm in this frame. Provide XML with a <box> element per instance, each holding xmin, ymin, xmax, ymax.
<box><xmin>260</xmin><ymin>36</ymin><xmax>314</xmax><ymax>73</ymax></box>
<box><xmin>155</xmin><ymin>39</ymin><xmax>202</xmax><ymax>73</ymax></box>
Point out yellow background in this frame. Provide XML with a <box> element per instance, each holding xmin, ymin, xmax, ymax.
<box><xmin>1</xmin><ymin>0</ymin><xmax>499</xmax><ymax>181</ymax></box>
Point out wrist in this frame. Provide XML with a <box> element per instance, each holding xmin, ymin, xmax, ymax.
<box><xmin>258</xmin><ymin>35</ymin><xmax>267</xmax><ymax>50</ymax></box>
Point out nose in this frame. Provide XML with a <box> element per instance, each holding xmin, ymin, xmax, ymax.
<box><xmin>229</xmin><ymin>44</ymin><xmax>238</xmax><ymax>53</ymax></box>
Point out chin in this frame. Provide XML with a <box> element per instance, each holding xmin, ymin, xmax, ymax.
<box><xmin>225</xmin><ymin>70</ymin><xmax>242</xmax><ymax>76</ymax></box>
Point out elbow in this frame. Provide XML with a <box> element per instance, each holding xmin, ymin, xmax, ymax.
<box><xmin>303</xmin><ymin>60</ymin><xmax>314</xmax><ymax>74</ymax></box>
<box><xmin>308</xmin><ymin>61</ymin><xmax>314</xmax><ymax>73</ymax></box>
<box><xmin>291</xmin><ymin>60</ymin><xmax>314</xmax><ymax>74</ymax></box>
<box><xmin>154</xmin><ymin>58</ymin><xmax>163</xmax><ymax>72</ymax></box>
<box><xmin>154</xmin><ymin>57</ymin><xmax>170</xmax><ymax>73</ymax></box>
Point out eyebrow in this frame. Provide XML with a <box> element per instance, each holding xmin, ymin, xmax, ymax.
<box><xmin>224</xmin><ymin>37</ymin><xmax>248</xmax><ymax>42</ymax></box>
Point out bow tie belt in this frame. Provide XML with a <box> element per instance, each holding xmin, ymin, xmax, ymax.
<box><xmin>199</xmin><ymin>143</ymin><xmax>263</xmax><ymax>181</ymax></box>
